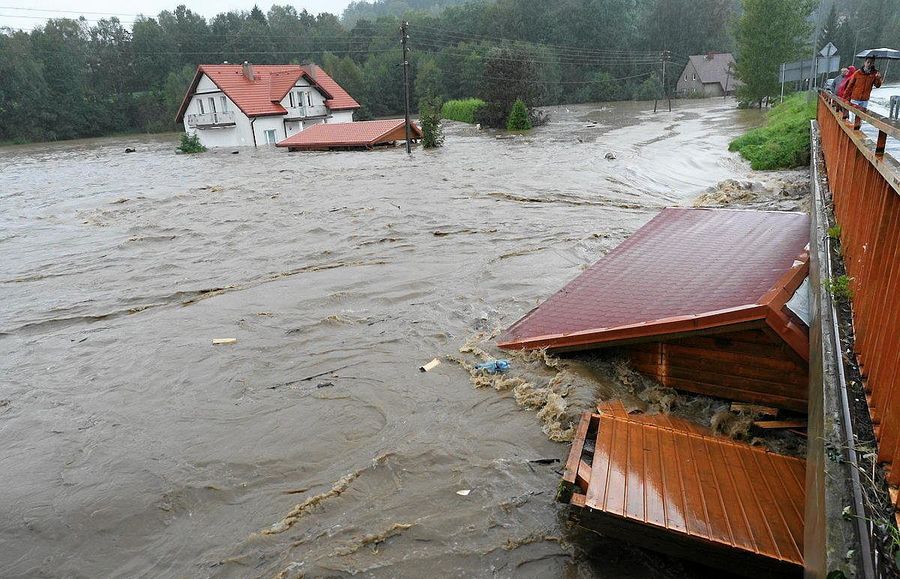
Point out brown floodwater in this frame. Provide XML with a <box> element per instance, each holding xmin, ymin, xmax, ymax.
<box><xmin>1</xmin><ymin>99</ymin><xmax>767</xmax><ymax>578</ymax></box>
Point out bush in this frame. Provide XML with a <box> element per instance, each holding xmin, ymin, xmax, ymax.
<box><xmin>506</xmin><ymin>98</ymin><xmax>532</xmax><ymax>131</ymax></box>
<box><xmin>584</xmin><ymin>71</ymin><xmax>627</xmax><ymax>102</ymax></box>
<box><xmin>632</xmin><ymin>76</ymin><xmax>664</xmax><ymax>101</ymax></box>
<box><xmin>419</xmin><ymin>97</ymin><xmax>444</xmax><ymax>149</ymax></box>
<box><xmin>728</xmin><ymin>94</ymin><xmax>816</xmax><ymax>170</ymax></box>
<box><xmin>177</xmin><ymin>132</ymin><xmax>206</xmax><ymax>154</ymax></box>
<box><xmin>441</xmin><ymin>98</ymin><xmax>485</xmax><ymax>124</ymax></box>
<box><xmin>824</xmin><ymin>274</ymin><xmax>853</xmax><ymax>301</ymax></box>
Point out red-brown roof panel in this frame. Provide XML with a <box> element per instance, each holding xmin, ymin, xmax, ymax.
<box><xmin>563</xmin><ymin>408</ymin><xmax>805</xmax><ymax>576</ymax></box>
<box><xmin>176</xmin><ymin>64</ymin><xmax>360</xmax><ymax>121</ymax></box>
<box><xmin>276</xmin><ymin>119</ymin><xmax>421</xmax><ymax>149</ymax></box>
<box><xmin>302</xmin><ymin>64</ymin><xmax>360</xmax><ymax>110</ymax></box>
<box><xmin>499</xmin><ymin>208</ymin><xmax>809</xmax><ymax>350</ymax></box>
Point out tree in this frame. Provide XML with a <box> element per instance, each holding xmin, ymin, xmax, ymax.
<box><xmin>734</xmin><ymin>0</ymin><xmax>815</xmax><ymax>107</ymax></box>
<box><xmin>415</xmin><ymin>56</ymin><xmax>443</xmax><ymax>101</ymax></box>
<box><xmin>419</xmin><ymin>96</ymin><xmax>444</xmax><ymax>148</ymax></box>
<box><xmin>476</xmin><ymin>45</ymin><xmax>539</xmax><ymax>128</ymax></box>
<box><xmin>506</xmin><ymin>98</ymin><xmax>532</xmax><ymax>131</ymax></box>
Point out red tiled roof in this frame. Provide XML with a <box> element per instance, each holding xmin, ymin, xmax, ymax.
<box><xmin>562</xmin><ymin>406</ymin><xmax>805</xmax><ymax>576</ymax></box>
<box><xmin>301</xmin><ymin>64</ymin><xmax>360</xmax><ymax>111</ymax></box>
<box><xmin>276</xmin><ymin>119</ymin><xmax>422</xmax><ymax>149</ymax></box>
<box><xmin>175</xmin><ymin>64</ymin><xmax>359</xmax><ymax>122</ymax></box>
<box><xmin>498</xmin><ymin>208</ymin><xmax>810</xmax><ymax>353</ymax></box>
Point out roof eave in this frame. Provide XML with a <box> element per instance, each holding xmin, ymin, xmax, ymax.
<box><xmin>497</xmin><ymin>303</ymin><xmax>772</xmax><ymax>352</ymax></box>
<box><xmin>174</xmin><ymin>66</ymin><xmax>205</xmax><ymax>123</ymax></box>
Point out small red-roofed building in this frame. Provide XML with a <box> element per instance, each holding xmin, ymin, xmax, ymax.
<box><xmin>498</xmin><ymin>207</ymin><xmax>811</xmax><ymax>412</ymax></box>
<box><xmin>175</xmin><ymin>62</ymin><xmax>361</xmax><ymax>148</ymax></box>
<box><xmin>276</xmin><ymin>119</ymin><xmax>422</xmax><ymax>151</ymax></box>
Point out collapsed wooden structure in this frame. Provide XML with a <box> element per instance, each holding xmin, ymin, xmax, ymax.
<box><xmin>499</xmin><ymin>208</ymin><xmax>812</xmax><ymax>573</ymax></box>
<box><xmin>276</xmin><ymin>119</ymin><xmax>422</xmax><ymax>151</ymax></box>
<box><xmin>498</xmin><ymin>208</ymin><xmax>811</xmax><ymax>412</ymax></box>
<box><xmin>561</xmin><ymin>402</ymin><xmax>805</xmax><ymax>578</ymax></box>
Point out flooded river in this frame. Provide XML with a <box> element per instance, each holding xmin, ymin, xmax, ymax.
<box><xmin>2</xmin><ymin>100</ymin><xmax>766</xmax><ymax>578</ymax></box>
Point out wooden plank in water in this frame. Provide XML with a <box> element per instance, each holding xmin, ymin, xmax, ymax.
<box><xmin>561</xmin><ymin>407</ymin><xmax>805</xmax><ymax>577</ymax></box>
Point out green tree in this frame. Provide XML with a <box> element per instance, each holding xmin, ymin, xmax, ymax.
<box><xmin>419</xmin><ymin>96</ymin><xmax>444</xmax><ymax>148</ymax></box>
<box><xmin>477</xmin><ymin>45</ymin><xmax>539</xmax><ymax>128</ymax></box>
<box><xmin>415</xmin><ymin>56</ymin><xmax>443</xmax><ymax>101</ymax></box>
<box><xmin>506</xmin><ymin>98</ymin><xmax>532</xmax><ymax>131</ymax></box>
<box><xmin>734</xmin><ymin>0</ymin><xmax>815</xmax><ymax>107</ymax></box>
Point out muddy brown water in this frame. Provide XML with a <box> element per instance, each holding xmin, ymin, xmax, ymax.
<box><xmin>2</xmin><ymin>100</ymin><xmax>766</xmax><ymax>578</ymax></box>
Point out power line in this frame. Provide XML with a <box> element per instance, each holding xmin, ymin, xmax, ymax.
<box><xmin>414</xmin><ymin>24</ymin><xmax>661</xmax><ymax>57</ymax></box>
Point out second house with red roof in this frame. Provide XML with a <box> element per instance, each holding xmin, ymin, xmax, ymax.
<box><xmin>175</xmin><ymin>61</ymin><xmax>361</xmax><ymax>148</ymax></box>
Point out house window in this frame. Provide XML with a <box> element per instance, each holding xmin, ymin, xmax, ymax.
<box><xmin>220</xmin><ymin>96</ymin><xmax>228</xmax><ymax>112</ymax></box>
<box><xmin>208</xmin><ymin>97</ymin><xmax>217</xmax><ymax>113</ymax></box>
<box><xmin>197</xmin><ymin>99</ymin><xmax>205</xmax><ymax>114</ymax></box>
<box><xmin>289</xmin><ymin>91</ymin><xmax>295</xmax><ymax>108</ymax></box>
<box><xmin>684</xmin><ymin>74</ymin><xmax>688</xmax><ymax>81</ymax></box>
<box><xmin>692</xmin><ymin>73</ymin><xmax>697</xmax><ymax>81</ymax></box>
<box><xmin>264</xmin><ymin>129</ymin><xmax>276</xmax><ymax>145</ymax></box>
<box><xmin>307</xmin><ymin>92</ymin><xmax>313</xmax><ymax>107</ymax></box>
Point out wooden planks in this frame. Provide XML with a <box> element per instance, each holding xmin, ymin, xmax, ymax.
<box><xmin>562</xmin><ymin>407</ymin><xmax>805</xmax><ymax>577</ymax></box>
<box><xmin>624</xmin><ymin>328</ymin><xmax>809</xmax><ymax>412</ymax></box>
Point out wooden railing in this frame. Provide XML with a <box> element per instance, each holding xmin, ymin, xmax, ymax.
<box><xmin>817</xmin><ymin>92</ymin><xmax>900</xmax><ymax>489</ymax></box>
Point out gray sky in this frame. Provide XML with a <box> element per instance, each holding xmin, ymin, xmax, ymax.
<box><xmin>0</xmin><ymin>0</ymin><xmax>354</xmax><ymax>31</ymax></box>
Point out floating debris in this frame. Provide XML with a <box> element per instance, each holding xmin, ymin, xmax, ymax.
<box><xmin>419</xmin><ymin>358</ymin><xmax>441</xmax><ymax>372</ymax></box>
<box><xmin>212</xmin><ymin>338</ymin><xmax>237</xmax><ymax>345</ymax></box>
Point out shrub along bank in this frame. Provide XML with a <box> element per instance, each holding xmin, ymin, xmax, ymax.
<box><xmin>441</xmin><ymin>99</ymin><xmax>485</xmax><ymax>124</ymax></box>
<box><xmin>728</xmin><ymin>94</ymin><xmax>816</xmax><ymax>170</ymax></box>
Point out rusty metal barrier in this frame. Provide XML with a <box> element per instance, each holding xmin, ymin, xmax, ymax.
<box><xmin>817</xmin><ymin>92</ymin><xmax>900</xmax><ymax>492</ymax></box>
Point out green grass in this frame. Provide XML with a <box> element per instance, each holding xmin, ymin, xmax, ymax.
<box><xmin>728</xmin><ymin>94</ymin><xmax>816</xmax><ymax>170</ymax></box>
<box><xmin>823</xmin><ymin>274</ymin><xmax>853</xmax><ymax>301</ymax></box>
<box><xmin>827</xmin><ymin>224</ymin><xmax>842</xmax><ymax>239</ymax></box>
<box><xmin>441</xmin><ymin>98</ymin><xmax>485</xmax><ymax>124</ymax></box>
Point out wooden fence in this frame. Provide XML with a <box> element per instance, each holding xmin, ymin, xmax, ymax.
<box><xmin>817</xmin><ymin>92</ymin><xmax>900</xmax><ymax>490</ymax></box>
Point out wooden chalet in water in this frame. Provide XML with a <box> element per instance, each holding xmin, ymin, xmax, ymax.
<box><xmin>499</xmin><ymin>207</ymin><xmax>811</xmax><ymax>576</ymax></box>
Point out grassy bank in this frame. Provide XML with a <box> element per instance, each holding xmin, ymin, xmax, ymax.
<box><xmin>441</xmin><ymin>99</ymin><xmax>485</xmax><ymax>124</ymax></box>
<box><xmin>729</xmin><ymin>94</ymin><xmax>817</xmax><ymax>170</ymax></box>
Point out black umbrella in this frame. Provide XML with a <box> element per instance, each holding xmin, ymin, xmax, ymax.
<box><xmin>856</xmin><ymin>48</ymin><xmax>900</xmax><ymax>60</ymax></box>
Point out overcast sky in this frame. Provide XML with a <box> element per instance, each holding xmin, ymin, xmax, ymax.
<box><xmin>0</xmin><ymin>0</ymin><xmax>354</xmax><ymax>31</ymax></box>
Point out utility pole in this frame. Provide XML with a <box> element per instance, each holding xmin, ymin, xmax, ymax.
<box><xmin>400</xmin><ymin>21</ymin><xmax>411</xmax><ymax>155</ymax></box>
<box><xmin>663</xmin><ymin>50</ymin><xmax>672</xmax><ymax>113</ymax></box>
<box><xmin>654</xmin><ymin>50</ymin><xmax>670</xmax><ymax>113</ymax></box>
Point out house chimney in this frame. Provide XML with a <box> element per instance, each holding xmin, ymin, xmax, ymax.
<box><xmin>706</xmin><ymin>52</ymin><xmax>715</xmax><ymax>60</ymax></box>
<box><xmin>242</xmin><ymin>61</ymin><xmax>254</xmax><ymax>80</ymax></box>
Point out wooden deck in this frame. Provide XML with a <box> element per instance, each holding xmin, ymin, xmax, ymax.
<box><xmin>560</xmin><ymin>402</ymin><xmax>805</xmax><ymax>578</ymax></box>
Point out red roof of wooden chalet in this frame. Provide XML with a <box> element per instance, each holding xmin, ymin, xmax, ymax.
<box><xmin>175</xmin><ymin>64</ymin><xmax>360</xmax><ymax>122</ymax></box>
<box><xmin>498</xmin><ymin>208</ymin><xmax>810</xmax><ymax>357</ymax></box>
<box><xmin>276</xmin><ymin>119</ymin><xmax>423</xmax><ymax>150</ymax></box>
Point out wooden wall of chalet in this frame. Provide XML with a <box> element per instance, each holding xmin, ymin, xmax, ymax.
<box><xmin>626</xmin><ymin>328</ymin><xmax>808</xmax><ymax>412</ymax></box>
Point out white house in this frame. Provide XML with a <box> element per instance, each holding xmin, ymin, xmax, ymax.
<box><xmin>175</xmin><ymin>62</ymin><xmax>360</xmax><ymax>148</ymax></box>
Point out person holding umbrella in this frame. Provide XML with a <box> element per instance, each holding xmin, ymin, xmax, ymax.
<box><xmin>844</xmin><ymin>55</ymin><xmax>883</xmax><ymax>110</ymax></box>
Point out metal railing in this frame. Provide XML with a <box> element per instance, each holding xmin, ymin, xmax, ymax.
<box><xmin>817</xmin><ymin>92</ymin><xmax>900</xmax><ymax>492</ymax></box>
<box><xmin>185</xmin><ymin>112</ymin><xmax>236</xmax><ymax>128</ymax></box>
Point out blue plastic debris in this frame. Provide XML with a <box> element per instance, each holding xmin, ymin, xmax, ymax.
<box><xmin>474</xmin><ymin>359</ymin><xmax>511</xmax><ymax>374</ymax></box>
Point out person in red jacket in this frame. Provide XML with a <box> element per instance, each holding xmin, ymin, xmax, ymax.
<box><xmin>843</xmin><ymin>57</ymin><xmax>883</xmax><ymax>109</ymax></box>
<box><xmin>836</xmin><ymin>65</ymin><xmax>856</xmax><ymax>98</ymax></box>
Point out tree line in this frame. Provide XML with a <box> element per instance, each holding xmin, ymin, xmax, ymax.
<box><xmin>0</xmin><ymin>0</ymin><xmax>895</xmax><ymax>142</ymax></box>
